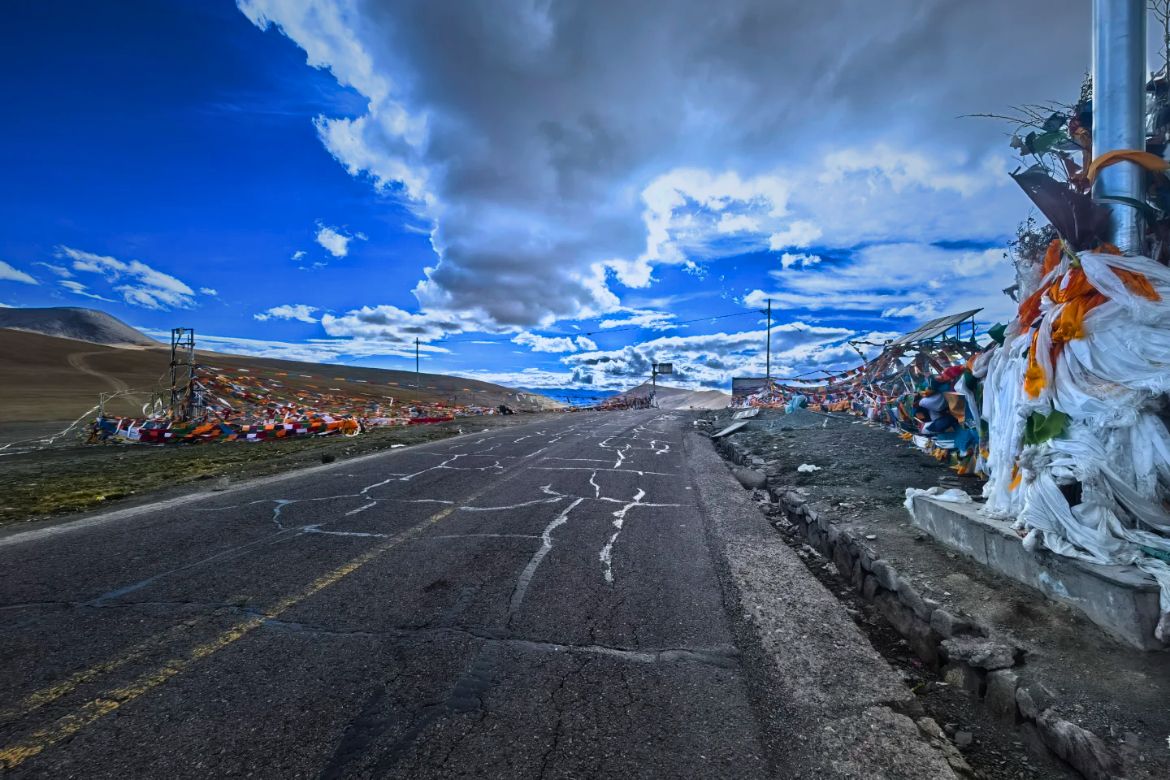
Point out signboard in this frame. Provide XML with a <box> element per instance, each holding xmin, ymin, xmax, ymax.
<box><xmin>656</xmin><ymin>363</ymin><xmax>673</xmax><ymax>374</ymax></box>
<box><xmin>731</xmin><ymin>376</ymin><xmax>769</xmax><ymax>405</ymax></box>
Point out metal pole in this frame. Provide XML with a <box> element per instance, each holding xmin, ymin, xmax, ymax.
<box><xmin>1092</xmin><ymin>0</ymin><xmax>1147</xmax><ymax>253</ymax></box>
<box><xmin>415</xmin><ymin>337</ymin><xmax>420</xmax><ymax>387</ymax></box>
<box><xmin>766</xmin><ymin>299</ymin><xmax>772</xmax><ymax>382</ymax></box>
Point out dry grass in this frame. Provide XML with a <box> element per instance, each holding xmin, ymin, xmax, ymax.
<box><xmin>0</xmin><ymin>412</ymin><xmax>558</xmax><ymax>527</ymax></box>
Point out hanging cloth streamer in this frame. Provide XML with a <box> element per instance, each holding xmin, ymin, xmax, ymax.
<box><xmin>1085</xmin><ymin>149</ymin><xmax>1170</xmax><ymax>184</ymax></box>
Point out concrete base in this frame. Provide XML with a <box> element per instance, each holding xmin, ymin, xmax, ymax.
<box><xmin>910</xmin><ymin>496</ymin><xmax>1167</xmax><ymax>651</ymax></box>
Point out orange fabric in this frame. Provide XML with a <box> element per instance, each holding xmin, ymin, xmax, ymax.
<box><xmin>1051</xmin><ymin>292</ymin><xmax>1106</xmax><ymax>343</ymax></box>
<box><xmin>1024</xmin><ymin>329</ymin><xmax>1047</xmax><ymax>398</ymax></box>
<box><xmin>1041</xmin><ymin>239</ymin><xmax>1063</xmax><ymax>275</ymax></box>
<box><xmin>1086</xmin><ymin>149</ymin><xmax>1170</xmax><ymax>184</ymax></box>
<box><xmin>1116</xmin><ymin>268</ymin><xmax>1161</xmax><ymax>301</ymax></box>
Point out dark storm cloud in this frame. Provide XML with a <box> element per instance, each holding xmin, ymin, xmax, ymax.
<box><xmin>239</xmin><ymin>0</ymin><xmax>1088</xmax><ymax>328</ymax></box>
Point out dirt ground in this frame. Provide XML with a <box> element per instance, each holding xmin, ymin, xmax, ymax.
<box><xmin>707</xmin><ymin>407</ymin><xmax>1170</xmax><ymax>779</ymax></box>
<box><xmin>0</xmin><ymin>412</ymin><xmax>563</xmax><ymax>528</ymax></box>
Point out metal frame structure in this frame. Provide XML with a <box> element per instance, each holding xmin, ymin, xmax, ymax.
<box><xmin>169</xmin><ymin>327</ymin><xmax>197</xmax><ymax>422</ymax></box>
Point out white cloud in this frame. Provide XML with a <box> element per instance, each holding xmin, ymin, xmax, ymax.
<box><xmin>58</xmin><ymin>279</ymin><xmax>115</xmax><ymax>302</ymax></box>
<box><xmin>779</xmin><ymin>252</ymin><xmax>822</xmax><ymax>270</ymax></box>
<box><xmin>254</xmin><ymin>303</ymin><xmax>319</xmax><ymax>323</ymax></box>
<box><xmin>768</xmin><ymin>220</ymin><xmax>822</xmax><ymax>250</ymax></box>
<box><xmin>597</xmin><ymin>309</ymin><xmax>677</xmax><ymax>331</ymax></box>
<box><xmin>315</xmin><ymin>224</ymin><xmax>365</xmax><ymax>258</ymax></box>
<box><xmin>562</xmin><ymin>322</ymin><xmax>855</xmax><ymax>389</ymax></box>
<box><xmin>512</xmin><ymin>332</ymin><xmax>597</xmax><ymax>353</ymax></box>
<box><xmin>291</xmin><ymin>250</ymin><xmax>307</xmax><ymax>261</ymax></box>
<box><xmin>200</xmin><ymin>287</ymin><xmax>219</xmax><ymax>296</ymax></box>
<box><xmin>820</xmin><ymin>145</ymin><xmax>1004</xmax><ymax>197</ymax></box>
<box><xmin>744</xmin><ymin>242</ymin><xmax>1016</xmax><ymax>322</ymax></box>
<box><xmin>35</xmin><ymin>262</ymin><xmax>72</xmax><ymax>278</ymax></box>
<box><xmin>457</xmin><ymin>367</ymin><xmax>580</xmax><ymax>389</ymax></box>
<box><xmin>882</xmin><ymin>300</ymin><xmax>941</xmax><ymax>319</ymax></box>
<box><xmin>0</xmin><ymin>261</ymin><xmax>38</xmax><ymax>285</ymax></box>
<box><xmin>55</xmin><ymin>246</ymin><xmax>198</xmax><ymax>310</ymax></box>
<box><xmin>320</xmin><ymin>304</ymin><xmax>467</xmax><ymax>343</ymax></box>
<box><xmin>606</xmin><ymin>168</ymin><xmax>791</xmax><ymax>288</ymax></box>
<box><xmin>716</xmin><ymin>213</ymin><xmax>760</xmax><ymax>234</ymax></box>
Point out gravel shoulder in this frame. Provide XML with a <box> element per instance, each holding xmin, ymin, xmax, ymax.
<box><xmin>685</xmin><ymin>428</ymin><xmax>961</xmax><ymax>778</ymax></box>
<box><xmin>705</xmin><ymin>407</ymin><xmax>1170</xmax><ymax>779</ymax></box>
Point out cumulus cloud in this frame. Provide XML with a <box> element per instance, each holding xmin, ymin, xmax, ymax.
<box><xmin>745</xmin><ymin>243</ymin><xmax>1016</xmax><ymax>322</ymax></box>
<box><xmin>320</xmin><ymin>303</ymin><xmax>467</xmax><ymax>343</ymax></box>
<box><xmin>0</xmin><ymin>260</ymin><xmax>37</xmax><ymax>285</ymax></box>
<box><xmin>237</xmin><ymin>0</ymin><xmax>1082</xmax><ymax>330</ymax></box>
<box><xmin>254</xmin><ymin>303</ymin><xmax>319</xmax><ymax>323</ymax></box>
<box><xmin>512</xmin><ymin>332</ymin><xmax>597</xmax><ymax>353</ymax></box>
<box><xmin>291</xmin><ymin>250</ymin><xmax>307</xmax><ymax>261</ymax></box>
<box><xmin>200</xmin><ymin>287</ymin><xmax>219</xmax><ymax>296</ymax></box>
<box><xmin>882</xmin><ymin>300</ymin><xmax>941</xmax><ymax>319</ymax></box>
<box><xmin>561</xmin><ymin>322</ymin><xmax>854</xmax><ymax>388</ymax></box>
<box><xmin>55</xmin><ymin>246</ymin><xmax>199</xmax><ymax>310</ymax></box>
<box><xmin>779</xmin><ymin>252</ymin><xmax>822</xmax><ymax>270</ymax></box>
<box><xmin>768</xmin><ymin>220</ymin><xmax>822</xmax><ymax>250</ymax></box>
<box><xmin>315</xmin><ymin>224</ymin><xmax>365</xmax><ymax>258</ymax></box>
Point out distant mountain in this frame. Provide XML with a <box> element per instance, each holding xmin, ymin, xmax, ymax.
<box><xmin>0</xmin><ymin>306</ymin><xmax>158</xmax><ymax>347</ymax></box>
<box><xmin>615</xmin><ymin>381</ymin><xmax>729</xmax><ymax>410</ymax></box>
<box><xmin>520</xmin><ymin>387</ymin><xmax>617</xmax><ymax>407</ymax></box>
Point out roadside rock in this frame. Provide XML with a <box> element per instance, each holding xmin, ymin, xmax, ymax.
<box><xmin>1037</xmin><ymin>711</ymin><xmax>1119</xmax><ymax>780</ymax></box>
<box><xmin>984</xmin><ymin>669</ymin><xmax>1019</xmax><ymax>723</ymax></box>
<box><xmin>731</xmin><ymin>467</ymin><xmax>767</xmax><ymax>489</ymax></box>
<box><xmin>940</xmin><ymin>636</ymin><xmax>1019</xmax><ymax>670</ymax></box>
<box><xmin>929</xmin><ymin>608</ymin><xmax>986</xmax><ymax>639</ymax></box>
<box><xmin>1015</xmin><ymin>680</ymin><xmax>1057</xmax><ymax>721</ymax></box>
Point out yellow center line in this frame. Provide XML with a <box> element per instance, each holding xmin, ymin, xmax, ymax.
<box><xmin>0</xmin><ymin>499</ymin><xmax>468</xmax><ymax>770</ymax></box>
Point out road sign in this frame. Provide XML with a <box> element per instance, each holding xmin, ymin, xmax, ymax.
<box><xmin>656</xmin><ymin>363</ymin><xmax>673</xmax><ymax>374</ymax></box>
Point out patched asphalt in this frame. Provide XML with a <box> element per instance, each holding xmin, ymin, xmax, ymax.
<box><xmin>0</xmin><ymin>411</ymin><xmax>783</xmax><ymax>778</ymax></box>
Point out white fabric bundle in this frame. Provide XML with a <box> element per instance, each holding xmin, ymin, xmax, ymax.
<box><xmin>981</xmin><ymin>251</ymin><xmax>1170</xmax><ymax>638</ymax></box>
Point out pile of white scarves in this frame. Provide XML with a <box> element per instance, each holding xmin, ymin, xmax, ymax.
<box><xmin>980</xmin><ymin>251</ymin><xmax>1170</xmax><ymax>640</ymax></box>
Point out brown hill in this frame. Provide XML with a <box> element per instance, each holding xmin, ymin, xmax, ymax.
<box><xmin>615</xmin><ymin>381</ymin><xmax>729</xmax><ymax>410</ymax></box>
<box><xmin>0</xmin><ymin>306</ymin><xmax>158</xmax><ymax>346</ymax></box>
<box><xmin>0</xmin><ymin>328</ymin><xmax>561</xmax><ymax>427</ymax></box>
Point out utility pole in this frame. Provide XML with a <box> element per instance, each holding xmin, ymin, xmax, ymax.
<box><xmin>1093</xmin><ymin>0</ymin><xmax>1146</xmax><ymax>252</ymax></box>
<box><xmin>415</xmin><ymin>337</ymin><xmax>420</xmax><ymax>388</ymax></box>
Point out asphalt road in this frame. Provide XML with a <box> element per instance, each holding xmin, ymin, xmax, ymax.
<box><xmin>0</xmin><ymin>411</ymin><xmax>779</xmax><ymax>778</ymax></box>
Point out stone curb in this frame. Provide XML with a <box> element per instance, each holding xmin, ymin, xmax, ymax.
<box><xmin>713</xmin><ymin>435</ymin><xmax>1123</xmax><ymax>780</ymax></box>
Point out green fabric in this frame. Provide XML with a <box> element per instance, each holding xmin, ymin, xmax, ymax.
<box><xmin>1023</xmin><ymin>409</ymin><xmax>1069</xmax><ymax>445</ymax></box>
<box><xmin>1140</xmin><ymin>546</ymin><xmax>1170</xmax><ymax>564</ymax></box>
<box><xmin>987</xmin><ymin>323</ymin><xmax>1007</xmax><ymax>345</ymax></box>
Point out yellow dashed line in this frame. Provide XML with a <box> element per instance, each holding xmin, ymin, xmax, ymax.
<box><xmin>0</xmin><ymin>502</ymin><xmax>463</xmax><ymax>770</ymax></box>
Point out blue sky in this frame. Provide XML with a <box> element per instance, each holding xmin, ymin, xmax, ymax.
<box><xmin>0</xmin><ymin>1</ymin><xmax>1094</xmax><ymax>391</ymax></box>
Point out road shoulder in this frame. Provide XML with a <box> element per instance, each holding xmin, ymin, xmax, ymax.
<box><xmin>685</xmin><ymin>429</ymin><xmax>960</xmax><ymax>778</ymax></box>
